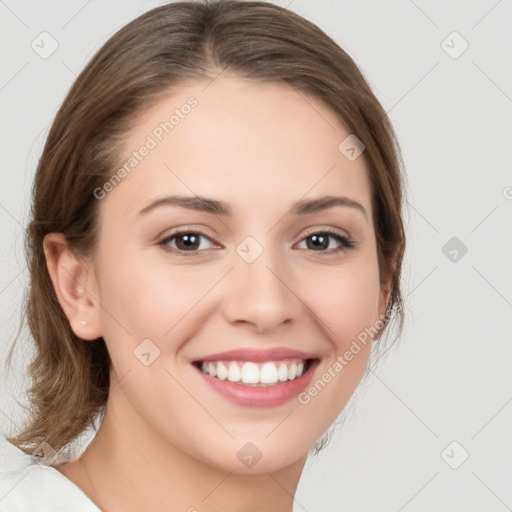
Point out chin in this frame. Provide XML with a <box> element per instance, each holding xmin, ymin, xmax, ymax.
<box><xmin>198</xmin><ymin>435</ymin><xmax>312</xmax><ymax>475</ymax></box>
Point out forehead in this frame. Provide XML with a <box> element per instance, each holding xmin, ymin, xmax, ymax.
<box><xmin>101</xmin><ymin>74</ymin><xmax>373</xmax><ymax>221</ymax></box>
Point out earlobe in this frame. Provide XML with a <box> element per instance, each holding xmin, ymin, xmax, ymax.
<box><xmin>43</xmin><ymin>233</ymin><xmax>102</xmax><ymax>341</ymax></box>
<box><xmin>374</xmin><ymin>281</ymin><xmax>392</xmax><ymax>341</ymax></box>
<box><xmin>378</xmin><ymin>283</ymin><xmax>391</xmax><ymax>319</ymax></box>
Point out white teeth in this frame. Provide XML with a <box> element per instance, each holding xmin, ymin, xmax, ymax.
<box><xmin>260</xmin><ymin>362</ymin><xmax>279</xmax><ymax>384</ymax></box>
<box><xmin>227</xmin><ymin>362</ymin><xmax>241</xmax><ymax>382</ymax></box>
<box><xmin>216</xmin><ymin>361</ymin><xmax>228</xmax><ymax>380</ymax></box>
<box><xmin>241</xmin><ymin>362</ymin><xmax>260</xmax><ymax>384</ymax></box>
<box><xmin>278</xmin><ymin>362</ymin><xmax>289</xmax><ymax>382</ymax></box>
<box><xmin>288</xmin><ymin>361</ymin><xmax>297</xmax><ymax>380</ymax></box>
<box><xmin>197</xmin><ymin>358</ymin><xmax>311</xmax><ymax>385</ymax></box>
<box><xmin>207</xmin><ymin>362</ymin><xmax>217</xmax><ymax>378</ymax></box>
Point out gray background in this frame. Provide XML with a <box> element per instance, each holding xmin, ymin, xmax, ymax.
<box><xmin>1</xmin><ymin>1</ymin><xmax>511</xmax><ymax>510</ymax></box>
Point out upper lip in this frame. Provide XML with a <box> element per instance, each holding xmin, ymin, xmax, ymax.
<box><xmin>192</xmin><ymin>347</ymin><xmax>319</xmax><ymax>363</ymax></box>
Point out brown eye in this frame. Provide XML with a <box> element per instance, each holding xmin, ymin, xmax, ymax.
<box><xmin>158</xmin><ymin>230</ymin><xmax>216</xmax><ymax>256</ymax></box>
<box><xmin>297</xmin><ymin>230</ymin><xmax>355</xmax><ymax>253</ymax></box>
<box><xmin>174</xmin><ymin>233</ymin><xmax>200</xmax><ymax>251</ymax></box>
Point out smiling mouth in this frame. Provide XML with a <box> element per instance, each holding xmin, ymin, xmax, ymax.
<box><xmin>192</xmin><ymin>358</ymin><xmax>318</xmax><ymax>387</ymax></box>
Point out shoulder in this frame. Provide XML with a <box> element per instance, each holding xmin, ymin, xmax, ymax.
<box><xmin>0</xmin><ymin>462</ymin><xmax>101</xmax><ymax>511</ymax></box>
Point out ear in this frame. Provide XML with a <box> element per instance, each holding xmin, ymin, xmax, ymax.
<box><xmin>378</xmin><ymin>280</ymin><xmax>391</xmax><ymax>320</ymax></box>
<box><xmin>374</xmin><ymin>277</ymin><xmax>392</xmax><ymax>341</ymax></box>
<box><xmin>43</xmin><ymin>233</ymin><xmax>102</xmax><ymax>341</ymax></box>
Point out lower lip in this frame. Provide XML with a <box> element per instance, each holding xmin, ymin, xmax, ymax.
<box><xmin>193</xmin><ymin>360</ymin><xmax>318</xmax><ymax>407</ymax></box>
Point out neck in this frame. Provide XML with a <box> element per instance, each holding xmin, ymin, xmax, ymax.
<box><xmin>66</xmin><ymin>384</ymin><xmax>308</xmax><ymax>512</ymax></box>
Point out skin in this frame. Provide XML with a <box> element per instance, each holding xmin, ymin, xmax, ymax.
<box><xmin>45</xmin><ymin>73</ymin><xmax>390</xmax><ymax>512</ymax></box>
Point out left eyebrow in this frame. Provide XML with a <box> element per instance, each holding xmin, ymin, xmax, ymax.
<box><xmin>138</xmin><ymin>194</ymin><xmax>368</xmax><ymax>221</ymax></box>
<box><xmin>289</xmin><ymin>195</ymin><xmax>368</xmax><ymax>220</ymax></box>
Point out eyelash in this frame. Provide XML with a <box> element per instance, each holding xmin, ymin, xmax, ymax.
<box><xmin>157</xmin><ymin>228</ymin><xmax>356</xmax><ymax>257</ymax></box>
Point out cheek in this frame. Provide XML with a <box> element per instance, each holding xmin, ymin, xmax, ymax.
<box><xmin>297</xmin><ymin>253</ymin><xmax>381</xmax><ymax>398</ymax></box>
<box><xmin>302</xmin><ymin>256</ymin><xmax>382</xmax><ymax>348</ymax></box>
<box><xmin>295</xmin><ymin>266</ymin><xmax>380</xmax><ymax>428</ymax></box>
<box><xmin>93</xmin><ymin>251</ymin><xmax>206</xmax><ymax>409</ymax></box>
<box><xmin>329</xmin><ymin>276</ymin><xmax>380</xmax><ymax>347</ymax></box>
<box><xmin>94</xmin><ymin>245</ymin><xmax>223</xmax><ymax>362</ymax></box>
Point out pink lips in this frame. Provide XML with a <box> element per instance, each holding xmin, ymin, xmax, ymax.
<box><xmin>192</xmin><ymin>347</ymin><xmax>318</xmax><ymax>363</ymax></box>
<box><xmin>191</xmin><ymin>347</ymin><xmax>320</xmax><ymax>408</ymax></box>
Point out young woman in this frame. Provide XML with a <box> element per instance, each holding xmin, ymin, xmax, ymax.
<box><xmin>1</xmin><ymin>1</ymin><xmax>406</xmax><ymax>510</ymax></box>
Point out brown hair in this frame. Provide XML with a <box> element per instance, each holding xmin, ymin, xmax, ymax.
<box><xmin>5</xmin><ymin>0</ymin><xmax>406</xmax><ymax>461</ymax></box>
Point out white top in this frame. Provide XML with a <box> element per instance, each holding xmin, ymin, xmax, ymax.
<box><xmin>0</xmin><ymin>463</ymin><xmax>101</xmax><ymax>511</ymax></box>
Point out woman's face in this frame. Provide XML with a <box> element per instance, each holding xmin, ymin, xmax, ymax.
<box><xmin>85</xmin><ymin>73</ymin><xmax>388</xmax><ymax>473</ymax></box>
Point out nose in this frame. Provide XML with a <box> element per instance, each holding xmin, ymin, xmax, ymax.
<box><xmin>221</xmin><ymin>247</ymin><xmax>302</xmax><ymax>334</ymax></box>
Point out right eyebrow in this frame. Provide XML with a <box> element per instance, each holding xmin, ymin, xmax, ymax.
<box><xmin>139</xmin><ymin>195</ymin><xmax>231</xmax><ymax>216</ymax></box>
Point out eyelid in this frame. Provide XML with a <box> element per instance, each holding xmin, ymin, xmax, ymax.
<box><xmin>156</xmin><ymin>224</ymin><xmax>216</xmax><ymax>243</ymax></box>
<box><xmin>300</xmin><ymin>225</ymin><xmax>351</xmax><ymax>240</ymax></box>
